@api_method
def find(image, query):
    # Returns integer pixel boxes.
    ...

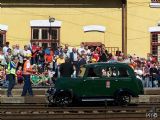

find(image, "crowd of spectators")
[0,41,160,88]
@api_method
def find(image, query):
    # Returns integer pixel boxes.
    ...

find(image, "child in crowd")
[40,69,50,86]
[42,64,55,85]
[30,64,53,86]
[16,66,23,85]
[48,67,55,84]
[0,65,6,86]
[30,64,40,86]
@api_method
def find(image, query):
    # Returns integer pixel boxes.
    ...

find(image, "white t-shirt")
[26,61,31,69]
[84,49,91,55]
[78,47,85,55]
[0,54,6,65]
[3,46,9,54]
[73,53,78,62]
[23,50,31,57]
[13,48,20,56]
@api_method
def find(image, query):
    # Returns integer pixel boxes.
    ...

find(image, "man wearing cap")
[6,56,18,97]
[21,56,33,96]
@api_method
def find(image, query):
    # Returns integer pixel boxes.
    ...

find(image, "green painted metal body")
[55,62,144,98]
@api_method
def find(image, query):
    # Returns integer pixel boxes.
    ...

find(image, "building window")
[151,0,160,3]
[150,0,160,7]
[42,29,49,39]
[0,31,6,48]
[51,29,58,40]
[31,27,60,48]
[152,46,158,55]
[32,29,39,39]
[152,34,158,43]
[150,33,160,61]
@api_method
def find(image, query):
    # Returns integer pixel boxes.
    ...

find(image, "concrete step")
[0,88,48,96]
[0,96,24,103]
[131,95,160,103]
[1,88,160,96]
[1,88,160,104]
[144,88,160,95]
[1,95,160,104]
[0,95,46,104]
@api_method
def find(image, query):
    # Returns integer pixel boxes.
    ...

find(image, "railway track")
[1,103,160,120]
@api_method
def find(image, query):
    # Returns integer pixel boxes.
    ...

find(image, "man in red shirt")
[31,43,40,65]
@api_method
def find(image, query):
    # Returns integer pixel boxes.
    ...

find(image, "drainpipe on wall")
[122,0,127,56]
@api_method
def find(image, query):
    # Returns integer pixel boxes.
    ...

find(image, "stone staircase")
[0,88,47,103]
[1,88,160,104]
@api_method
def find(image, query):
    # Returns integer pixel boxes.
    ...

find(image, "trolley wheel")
[54,93,72,107]
[116,93,131,106]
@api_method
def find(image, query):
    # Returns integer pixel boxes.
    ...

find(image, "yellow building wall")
[0,0,122,50]
[1,0,158,58]
[127,0,158,57]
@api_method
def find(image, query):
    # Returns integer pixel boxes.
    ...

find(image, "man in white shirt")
[13,44,21,56]
[63,49,70,59]
[78,42,85,55]
[69,48,78,64]
[3,42,10,54]
[22,45,32,60]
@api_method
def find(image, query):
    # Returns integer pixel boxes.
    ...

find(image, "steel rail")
[1,104,160,120]
[1,112,154,120]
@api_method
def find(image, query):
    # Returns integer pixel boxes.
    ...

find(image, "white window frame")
[150,0,160,8]
[41,28,49,40]
[51,28,59,40]
[32,28,39,40]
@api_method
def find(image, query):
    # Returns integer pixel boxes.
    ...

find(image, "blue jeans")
[21,75,33,96]
[144,76,152,88]
[31,57,36,65]
[7,74,15,96]
[150,76,157,88]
